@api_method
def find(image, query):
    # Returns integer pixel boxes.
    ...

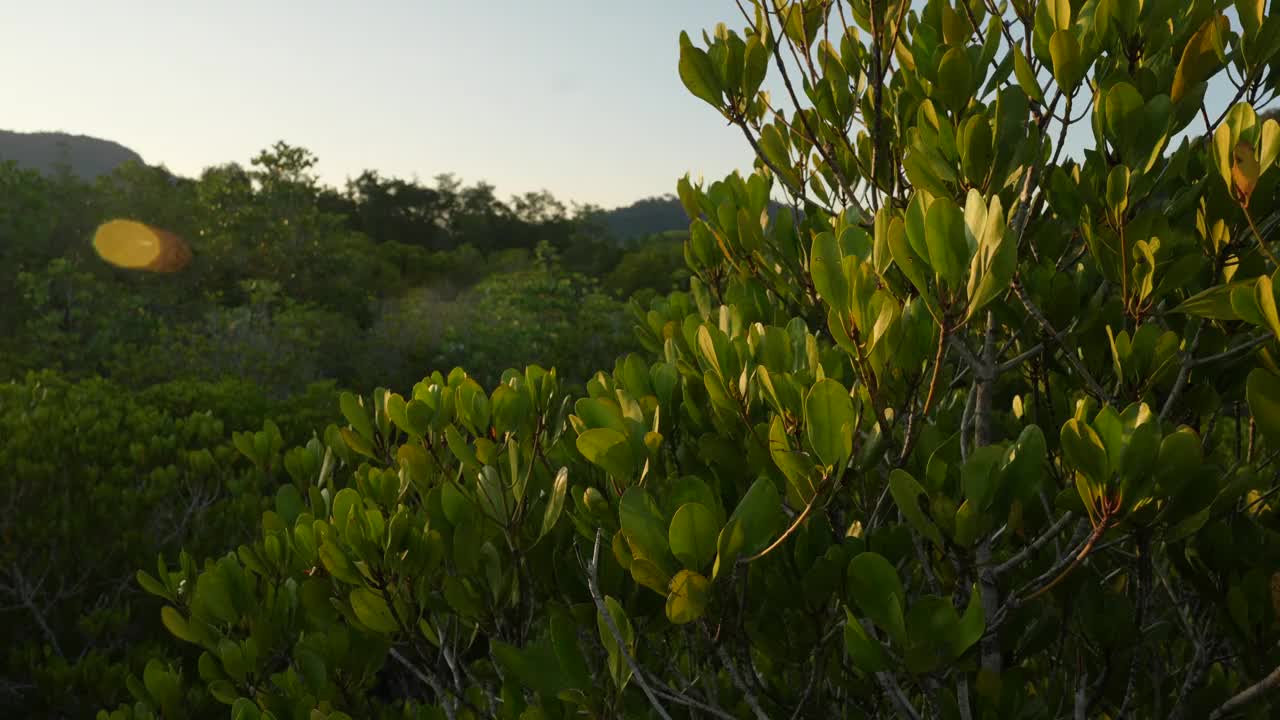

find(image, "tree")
[115,2,1280,718]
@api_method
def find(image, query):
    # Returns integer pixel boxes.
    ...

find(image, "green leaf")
[230,699,261,720]
[1174,283,1248,320]
[1047,0,1071,31]
[725,477,784,558]
[1254,275,1280,343]
[743,35,769,98]
[1247,368,1280,449]
[810,231,851,315]
[350,588,400,634]
[1012,45,1045,104]
[888,469,945,547]
[597,595,635,689]
[630,556,673,594]
[936,47,973,114]
[549,605,592,689]
[491,384,531,436]
[619,487,672,567]
[331,487,361,533]
[1172,14,1228,104]
[847,552,907,642]
[539,467,569,540]
[1049,31,1083,91]
[160,606,199,644]
[576,427,635,481]
[679,31,724,109]
[953,584,986,657]
[1001,425,1048,502]
[1261,119,1280,174]
[339,392,375,442]
[923,196,968,289]
[669,503,719,572]
[1104,82,1144,146]
[805,378,855,469]
[888,215,933,299]
[1060,418,1110,487]
[492,640,571,699]
[770,414,820,502]
[665,570,711,624]
[965,193,1014,320]
[319,541,363,585]
[844,608,891,672]
[1105,165,1130,216]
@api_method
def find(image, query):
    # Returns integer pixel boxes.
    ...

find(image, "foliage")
[107,2,1280,718]
[0,372,333,718]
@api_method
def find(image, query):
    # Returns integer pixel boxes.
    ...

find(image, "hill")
[598,194,690,239]
[0,130,144,179]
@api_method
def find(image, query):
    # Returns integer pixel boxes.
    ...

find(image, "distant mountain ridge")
[598,195,691,239]
[0,129,726,241]
[0,130,144,179]
[599,194,794,241]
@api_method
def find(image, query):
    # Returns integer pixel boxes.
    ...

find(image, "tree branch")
[716,644,772,720]
[1209,665,1280,719]
[1012,280,1111,402]
[585,529,673,720]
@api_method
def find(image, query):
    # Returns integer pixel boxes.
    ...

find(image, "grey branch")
[990,512,1075,577]
[1209,664,1280,719]
[716,644,772,720]
[390,647,456,720]
[1012,282,1111,402]
[585,529,673,720]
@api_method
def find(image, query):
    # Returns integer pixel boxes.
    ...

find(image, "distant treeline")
[0,142,691,395]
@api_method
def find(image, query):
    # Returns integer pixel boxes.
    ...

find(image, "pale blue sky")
[1,1,749,208]
[0,2,1258,208]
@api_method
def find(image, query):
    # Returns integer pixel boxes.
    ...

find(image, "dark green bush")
[111,2,1280,718]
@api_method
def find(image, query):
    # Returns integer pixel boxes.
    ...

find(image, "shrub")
[117,2,1280,719]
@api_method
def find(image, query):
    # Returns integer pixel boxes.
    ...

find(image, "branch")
[1209,665,1280,719]
[1160,319,1204,422]
[875,670,922,720]
[898,325,948,465]
[585,529,673,720]
[390,647,457,720]
[716,644,772,720]
[990,512,1075,577]
[1190,333,1270,369]
[1012,280,1111,402]
[995,343,1045,375]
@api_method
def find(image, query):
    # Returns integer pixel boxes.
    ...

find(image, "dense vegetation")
[7,0,1280,718]
[0,141,685,715]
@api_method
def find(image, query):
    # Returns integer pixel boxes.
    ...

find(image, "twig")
[1012,280,1111,402]
[875,671,922,720]
[1190,333,1270,368]
[990,512,1075,577]
[1160,319,1204,422]
[759,5,861,210]
[898,325,948,465]
[717,644,772,720]
[585,529,674,720]
[390,647,457,720]
[996,343,1045,375]
[744,484,824,562]
[1074,671,1090,720]
[1209,664,1280,719]
[651,685,738,720]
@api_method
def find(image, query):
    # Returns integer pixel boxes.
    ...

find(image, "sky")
[1,3,1260,209]
[1,1,753,208]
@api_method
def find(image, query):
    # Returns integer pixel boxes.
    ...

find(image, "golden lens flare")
[92,219,192,272]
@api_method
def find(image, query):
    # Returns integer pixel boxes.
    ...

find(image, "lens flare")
[92,219,192,272]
